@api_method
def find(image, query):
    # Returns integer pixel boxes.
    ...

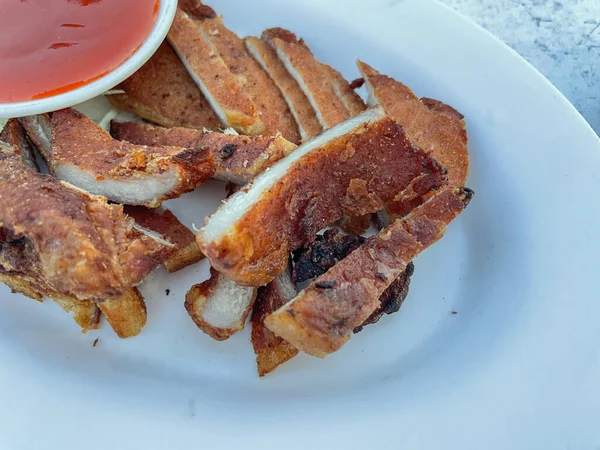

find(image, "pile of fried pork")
[0,0,472,375]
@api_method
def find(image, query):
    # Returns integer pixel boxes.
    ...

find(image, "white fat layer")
[274,43,329,129]
[275,268,298,301]
[19,115,52,157]
[330,80,352,113]
[245,40,308,141]
[202,276,255,328]
[213,170,247,185]
[222,127,239,136]
[132,223,175,247]
[201,106,385,242]
[361,73,378,108]
[54,164,179,206]
[0,119,7,133]
[167,13,228,129]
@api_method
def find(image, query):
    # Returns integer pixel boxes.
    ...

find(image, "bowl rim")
[0,0,178,119]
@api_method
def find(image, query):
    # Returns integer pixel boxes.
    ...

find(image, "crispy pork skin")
[357,61,468,188]
[124,206,204,272]
[168,8,264,135]
[198,107,447,286]
[185,267,257,340]
[0,145,173,301]
[111,120,296,185]
[37,109,215,207]
[251,267,299,376]
[265,187,473,357]
[245,36,322,142]
[97,288,147,338]
[108,42,221,130]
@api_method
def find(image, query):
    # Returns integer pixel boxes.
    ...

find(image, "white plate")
[1,1,600,449]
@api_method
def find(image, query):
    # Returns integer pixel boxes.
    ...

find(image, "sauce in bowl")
[0,0,158,103]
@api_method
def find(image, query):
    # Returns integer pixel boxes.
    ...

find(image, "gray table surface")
[440,0,600,135]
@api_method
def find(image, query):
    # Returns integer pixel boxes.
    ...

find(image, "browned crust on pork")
[321,64,366,117]
[111,120,296,184]
[184,267,257,340]
[245,36,322,142]
[0,119,39,170]
[196,19,300,143]
[168,9,263,135]
[199,110,447,286]
[124,206,204,272]
[251,268,299,376]
[163,241,203,273]
[337,214,371,236]
[178,0,217,20]
[97,288,147,338]
[52,296,101,333]
[50,109,215,206]
[0,271,102,332]
[108,42,220,130]
[0,148,173,301]
[266,34,349,129]
[357,61,469,187]
[265,187,473,357]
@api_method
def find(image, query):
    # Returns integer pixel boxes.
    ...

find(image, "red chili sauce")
[0,0,159,103]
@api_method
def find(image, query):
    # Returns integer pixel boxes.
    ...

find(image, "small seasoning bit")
[451,311,457,315]
[165,289,170,296]
[219,143,236,159]
[315,280,336,289]
[92,338,99,347]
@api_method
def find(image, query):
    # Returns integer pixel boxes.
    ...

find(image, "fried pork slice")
[108,42,221,130]
[185,267,257,340]
[292,229,414,333]
[0,146,174,301]
[353,261,414,333]
[245,36,322,142]
[167,8,263,135]
[265,187,473,357]
[0,271,100,333]
[0,119,39,170]
[111,120,296,185]
[263,28,349,129]
[251,267,299,376]
[198,106,447,286]
[321,65,366,117]
[98,288,147,338]
[124,206,204,272]
[357,61,469,188]
[33,108,215,207]
[187,4,299,144]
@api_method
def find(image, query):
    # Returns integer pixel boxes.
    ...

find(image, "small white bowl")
[0,0,177,120]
